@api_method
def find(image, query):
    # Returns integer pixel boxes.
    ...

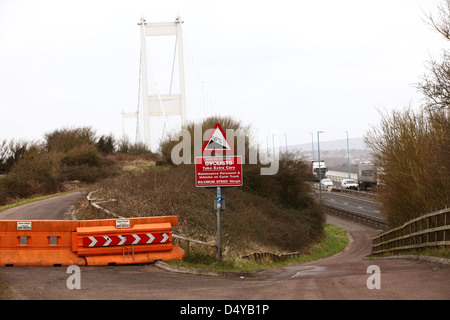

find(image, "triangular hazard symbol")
[202,123,234,153]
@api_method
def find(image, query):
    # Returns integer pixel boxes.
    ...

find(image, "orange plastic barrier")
[0,217,184,267]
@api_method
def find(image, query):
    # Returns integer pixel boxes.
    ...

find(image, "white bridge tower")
[123,17,187,150]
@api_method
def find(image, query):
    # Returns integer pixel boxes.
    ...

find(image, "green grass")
[0,189,86,212]
[168,223,350,273]
[368,247,450,259]
[282,223,350,264]
[410,247,449,259]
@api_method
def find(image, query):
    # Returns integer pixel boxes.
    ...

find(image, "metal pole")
[272,134,275,157]
[310,132,314,161]
[345,131,351,179]
[317,131,323,200]
[284,133,288,152]
[216,186,222,262]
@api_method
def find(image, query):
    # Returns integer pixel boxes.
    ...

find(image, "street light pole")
[317,131,324,200]
[345,131,351,179]
[284,133,288,153]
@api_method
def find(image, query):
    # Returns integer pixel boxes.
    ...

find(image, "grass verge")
[167,223,349,274]
[368,247,450,259]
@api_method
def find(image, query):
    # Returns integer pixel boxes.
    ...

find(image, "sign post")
[216,187,222,262]
[195,123,243,262]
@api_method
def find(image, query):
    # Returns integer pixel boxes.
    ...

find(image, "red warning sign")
[195,156,243,187]
[202,123,234,153]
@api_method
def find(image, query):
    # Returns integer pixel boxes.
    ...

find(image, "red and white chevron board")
[82,232,170,248]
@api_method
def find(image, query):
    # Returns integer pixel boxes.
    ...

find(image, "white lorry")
[310,160,328,181]
[357,162,377,190]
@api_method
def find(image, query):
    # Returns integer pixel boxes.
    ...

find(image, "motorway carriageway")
[319,192,383,220]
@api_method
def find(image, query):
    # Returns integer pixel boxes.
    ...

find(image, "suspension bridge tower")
[123,17,187,150]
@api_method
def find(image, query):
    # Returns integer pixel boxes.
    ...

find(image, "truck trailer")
[357,162,377,190]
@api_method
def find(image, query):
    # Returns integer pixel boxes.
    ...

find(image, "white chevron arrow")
[103,236,112,246]
[132,234,141,245]
[146,233,155,244]
[161,233,169,243]
[88,236,97,247]
[118,235,127,245]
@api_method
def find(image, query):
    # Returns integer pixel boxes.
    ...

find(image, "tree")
[365,107,449,227]
[0,140,29,173]
[365,1,450,227]
[97,134,115,154]
[417,0,450,112]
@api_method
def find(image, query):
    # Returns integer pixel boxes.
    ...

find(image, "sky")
[0,0,446,151]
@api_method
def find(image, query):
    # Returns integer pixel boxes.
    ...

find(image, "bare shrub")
[45,127,97,153]
[0,144,63,200]
[365,107,449,227]
[159,115,254,164]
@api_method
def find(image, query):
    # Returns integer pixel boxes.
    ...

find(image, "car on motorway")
[341,179,358,190]
[320,178,334,187]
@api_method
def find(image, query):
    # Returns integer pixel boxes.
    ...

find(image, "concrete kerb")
[154,260,259,278]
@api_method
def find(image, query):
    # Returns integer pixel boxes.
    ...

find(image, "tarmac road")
[321,192,383,219]
[0,192,84,220]
[0,193,449,301]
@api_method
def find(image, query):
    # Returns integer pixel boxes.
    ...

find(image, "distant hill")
[290,137,368,152]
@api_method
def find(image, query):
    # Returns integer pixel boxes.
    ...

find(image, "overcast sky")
[0,0,446,151]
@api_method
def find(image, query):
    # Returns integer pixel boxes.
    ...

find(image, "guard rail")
[372,208,450,255]
[323,204,388,230]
